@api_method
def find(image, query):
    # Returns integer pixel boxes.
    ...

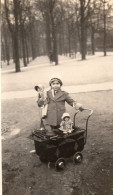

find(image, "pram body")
[32,109,93,170]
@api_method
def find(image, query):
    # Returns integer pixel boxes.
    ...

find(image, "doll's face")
[39,87,44,91]
[51,81,61,90]
[37,85,44,92]
[64,117,70,121]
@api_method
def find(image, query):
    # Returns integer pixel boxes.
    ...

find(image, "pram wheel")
[48,162,54,169]
[73,152,83,163]
[55,158,66,171]
[48,162,51,168]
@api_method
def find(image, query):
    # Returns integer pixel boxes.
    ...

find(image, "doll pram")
[32,109,93,171]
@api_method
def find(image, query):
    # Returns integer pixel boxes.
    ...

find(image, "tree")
[19,1,27,66]
[5,0,21,72]
[93,0,113,55]
[101,0,112,56]
[35,0,59,65]
[79,0,93,60]
[1,9,10,65]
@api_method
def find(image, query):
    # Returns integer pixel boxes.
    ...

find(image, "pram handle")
[73,108,93,131]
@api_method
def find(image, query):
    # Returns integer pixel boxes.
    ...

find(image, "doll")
[59,113,73,134]
[34,84,48,119]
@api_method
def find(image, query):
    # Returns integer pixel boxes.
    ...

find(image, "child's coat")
[38,89,76,126]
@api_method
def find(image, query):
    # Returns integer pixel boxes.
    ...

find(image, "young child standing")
[37,78,84,132]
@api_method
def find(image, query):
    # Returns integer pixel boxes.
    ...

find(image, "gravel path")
[2,81,113,99]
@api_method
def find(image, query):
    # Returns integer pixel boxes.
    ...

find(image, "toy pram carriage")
[32,109,93,171]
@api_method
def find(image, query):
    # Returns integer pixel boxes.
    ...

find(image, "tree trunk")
[51,11,58,65]
[5,38,10,65]
[25,39,29,64]
[45,11,52,55]
[4,28,10,65]
[58,30,63,55]
[76,19,81,54]
[13,0,20,72]
[30,22,37,60]
[62,27,65,55]
[12,39,16,63]
[31,35,36,60]
[52,27,58,65]
[103,3,107,56]
[19,5,27,67]
[91,26,95,55]
[13,35,20,72]
[1,41,6,62]
[68,34,71,57]
[80,0,86,60]
[2,22,10,65]
[21,25,27,66]
[74,30,77,55]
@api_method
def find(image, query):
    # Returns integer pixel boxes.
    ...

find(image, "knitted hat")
[49,78,63,86]
[61,113,70,120]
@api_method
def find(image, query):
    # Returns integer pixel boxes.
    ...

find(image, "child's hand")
[75,103,84,111]
[79,105,84,111]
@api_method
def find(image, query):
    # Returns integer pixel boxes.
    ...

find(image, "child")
[35,84,48,119]
[37,78,84,132]
[59,113,73,134]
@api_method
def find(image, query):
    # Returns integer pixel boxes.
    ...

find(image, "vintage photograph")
[1,0,113,194]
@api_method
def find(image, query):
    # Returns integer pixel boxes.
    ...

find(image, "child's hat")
[62,113,70,120]
[49,78,63,86]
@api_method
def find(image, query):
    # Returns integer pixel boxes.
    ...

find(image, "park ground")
[1,52,113,195]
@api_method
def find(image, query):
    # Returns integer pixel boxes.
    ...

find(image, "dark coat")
[38,89,76,126]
